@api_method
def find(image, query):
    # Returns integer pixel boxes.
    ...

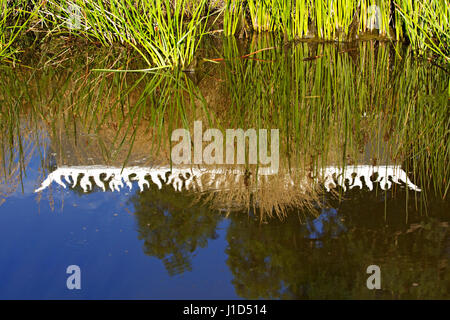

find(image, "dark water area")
[0,36,449,299]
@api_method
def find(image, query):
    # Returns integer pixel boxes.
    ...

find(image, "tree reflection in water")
[130,184,222,276]
[225,190,449,299]
[130,183,448,299]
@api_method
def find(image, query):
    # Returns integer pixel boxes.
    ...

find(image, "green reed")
[37,0,211,67]
[0,45,209,175]
[1,36,448,215]
[0,0,35,62]
[223,0,393,40]
[220,0,448,61]
[2,1,449,67]
[218,35,448,201]
[223,0,246,36]
[394,0,449,62]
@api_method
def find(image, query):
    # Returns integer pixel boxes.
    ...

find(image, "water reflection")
[35,165,422,192]
[226,198,449,299]
[34,164,422,216]
[306,208,347,241]
[0,36,448,298]
[131,185,221,276]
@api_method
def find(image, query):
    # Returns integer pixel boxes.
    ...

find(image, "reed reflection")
[0,37,448,297]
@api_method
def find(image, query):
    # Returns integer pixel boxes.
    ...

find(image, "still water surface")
[0,37,448,299]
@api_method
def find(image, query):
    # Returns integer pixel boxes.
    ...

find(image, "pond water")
[0,36,449,299]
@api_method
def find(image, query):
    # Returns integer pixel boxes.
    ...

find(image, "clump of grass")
[224,0,394,40]
[394,0,449,62]
[37,0,211,67]
[220,1,448,61]
[2,1,449,68]
[0,0,31,62]
[223,0,246,36]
